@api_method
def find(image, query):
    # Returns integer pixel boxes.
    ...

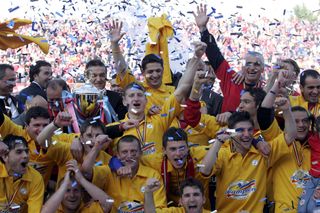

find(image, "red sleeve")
[184,99,201,128]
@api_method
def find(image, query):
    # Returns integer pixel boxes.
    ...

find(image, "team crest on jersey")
[225,180,256,200]
[291,169,311,188]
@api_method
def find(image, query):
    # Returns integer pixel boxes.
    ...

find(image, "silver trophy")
[73,83,102,118]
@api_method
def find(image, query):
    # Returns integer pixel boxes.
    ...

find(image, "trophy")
[73,83,101,119]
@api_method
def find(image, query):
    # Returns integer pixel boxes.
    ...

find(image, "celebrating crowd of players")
[0,4,320,213]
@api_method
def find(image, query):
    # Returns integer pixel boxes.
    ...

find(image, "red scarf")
[161,155,195,196]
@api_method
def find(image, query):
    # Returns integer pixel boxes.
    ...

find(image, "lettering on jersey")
[225,180,256,200]
[118,201,144,213]
[141,142,156,155]
[291,169,311,188]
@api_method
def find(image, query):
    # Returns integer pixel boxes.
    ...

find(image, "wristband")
[53,120,60,128]
[217,138,224,144]
[269,90,276,95]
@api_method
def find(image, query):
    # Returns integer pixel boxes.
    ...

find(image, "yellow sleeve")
[190,146,209,162]
[156,94,182,131]
[268,133,291,167]
[115,68,137,89]
[27,171,44,213]
[52,133,78,144]
[262,119,283,142]
[192,114,221,139]
[156,207,184,213]
[140,154,161,171]
[212,147,228,176]
[45,142,73,166]
[92,165,109,191]
[0,115,27,138]
[152,171,167,209]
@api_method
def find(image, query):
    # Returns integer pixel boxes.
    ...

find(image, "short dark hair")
[300,69,320,87]
[243,88,266,107]
[291,106,314,121]
[80,119,106,135]
[162,127,188,148]
[25,106,50,125]
[85,59,105,69]
[141,54,163,72]
[0,64,14,80]
[85,59,106,79]
[0,135,28,163]
[47,79,69,91]
[29,60,51,82]
[282,59,300,76]
[116,135,142,153]
[123,82,146,97]
[228,111,254,129]
[179,177,204,197]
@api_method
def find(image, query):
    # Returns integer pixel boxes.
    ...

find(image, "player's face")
[180,186,205,213]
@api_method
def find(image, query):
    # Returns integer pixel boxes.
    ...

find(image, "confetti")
[208,139,216,144]
[11,205,20,209]
[196,164,205,168]
[168,137,174,141]
[54,128,63,135]
[131,108,138,114]
[45,140,48,148]
[85,140,92,145]
[140,186,145,193]
[160,113,168,117]
[226,129,236,133]
[8,6,20,13]
[177,159,183,165]
[95,161,103,166]
[7,20,15,29]
[106,199,114,203]
[71,181,77,187]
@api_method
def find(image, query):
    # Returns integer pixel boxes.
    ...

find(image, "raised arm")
[36,111,73,148]
[110,20,127,79]
[184,70,213,127]
[174,43,206,103]
[274,97,297,145]
[41,170,72,213]
[81,135,112,180]
[67,160,113,213]
[199,130,229,176]
[144,178,161,213]
[193,4,225,73]
[261,69,296,108]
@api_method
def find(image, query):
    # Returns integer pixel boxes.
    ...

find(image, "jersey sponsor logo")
[225,179,256,200]
[118,201,144,213]
[291,169,311,188]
